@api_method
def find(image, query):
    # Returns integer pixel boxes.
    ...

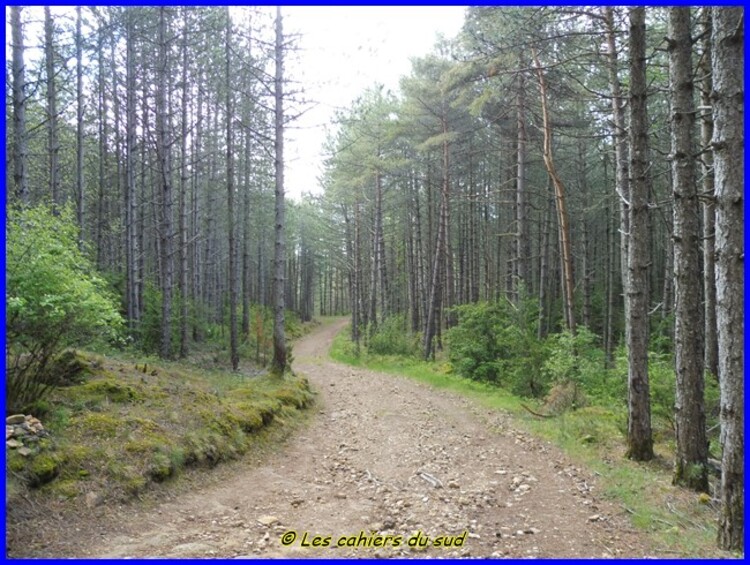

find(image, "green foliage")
[136,282,194,356]
[367,315,419,357]
[6,205,124,413]
[446,298,548,397]
[8,352,313,505]
[542,328,614,405]
[647,352,676,431]
[650,314,675,354]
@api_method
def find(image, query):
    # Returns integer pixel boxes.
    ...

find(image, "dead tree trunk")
[532,48,576,334]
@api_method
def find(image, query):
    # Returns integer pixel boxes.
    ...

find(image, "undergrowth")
[6,350,314,507]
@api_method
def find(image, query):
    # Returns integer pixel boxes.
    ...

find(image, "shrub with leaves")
[6,205,124,413]
[368,315,418,357]
[446,298,548,396]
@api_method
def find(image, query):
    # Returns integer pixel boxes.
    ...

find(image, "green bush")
[648,352,676,430]
[136,283,196,357]
[368,315,418,357]
[6,205,124,413]
[446,298,548,397]
[542,328,612,402]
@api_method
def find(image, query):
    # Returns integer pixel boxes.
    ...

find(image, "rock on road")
[15,319,653,558]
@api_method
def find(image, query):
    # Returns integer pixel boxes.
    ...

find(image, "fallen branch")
[520,403,554,419]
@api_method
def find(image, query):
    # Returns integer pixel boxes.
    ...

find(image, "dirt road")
[11,319,654,557]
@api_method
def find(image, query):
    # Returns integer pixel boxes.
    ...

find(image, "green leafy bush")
[6,205,124,413]
[647,352,677,432]
[446,298,548,397]
[368,315,418,357]
[542,328,611,403]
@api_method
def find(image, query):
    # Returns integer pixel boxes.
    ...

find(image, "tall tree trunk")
[368,183,380,336]
[515,60,530,296]
[423,114,451,359]
[537,180,552,339]
[11,7,28,206]
[423,197,445,360]
[532,48,576,334]
[578,138,592,329]
[271,6,288,375]
[226,10,239,371]
[125,8,139,331]
[376,171,389,322]
[712,6,744,552]
[75,7,85,243]
[178,10,190,359]
[192,68,204,341]
[414,175,428,334]
[604,6,630,345]
[603,150,616,367]
[668,7,708,492]
[96,28,108,269]
[625,7,654,461]
[156,7,174,360]
[44,7,60,208]
[443,121,456,330]
[241,124,252,340]
[353,201,362,355]
[110,34,123,272]
[700,8,719,380]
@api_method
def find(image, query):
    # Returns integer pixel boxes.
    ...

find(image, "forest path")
[20,319,653,558]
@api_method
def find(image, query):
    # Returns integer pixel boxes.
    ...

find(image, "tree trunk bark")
[604,7,630,345]
[537,180,552,340]
[668,7,708,492]
[271,6,288,375]
[711,6,744,552]
[700,8,719,381]
[226,10,239,371]
[11,7,28,206]
[44,7,60,209]
[625,7,654,461]
[532,48,576,335]
[125,9,139,331]
[515,61,530,297]
[353,201,362,355]
[75,7,85,244]
[156,7,174,360]
[578,137,592,329]
[179,10,190,359]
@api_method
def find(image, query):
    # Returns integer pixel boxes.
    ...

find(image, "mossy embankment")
[6,350,314,507]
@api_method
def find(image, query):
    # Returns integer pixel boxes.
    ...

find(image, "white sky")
[282,6,467,200]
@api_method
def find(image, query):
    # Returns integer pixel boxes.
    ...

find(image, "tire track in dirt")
[12,319,654,558]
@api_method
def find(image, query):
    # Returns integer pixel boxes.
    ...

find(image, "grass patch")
[7,349,314,507]
[329,326,730,558]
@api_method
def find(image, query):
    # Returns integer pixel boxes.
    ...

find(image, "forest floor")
[6,319,715,558]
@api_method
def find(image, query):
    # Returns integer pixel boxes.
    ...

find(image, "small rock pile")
[6,414,49,456]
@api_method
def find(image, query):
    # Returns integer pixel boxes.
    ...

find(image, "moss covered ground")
[6,348,314,506]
